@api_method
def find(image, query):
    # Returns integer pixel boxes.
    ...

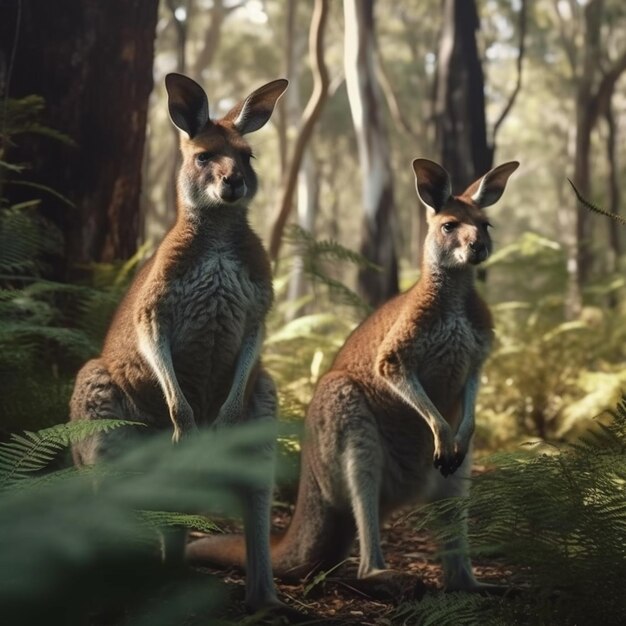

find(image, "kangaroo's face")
[179,125,256,208]
[165,74,288,211]
[427,200,492,268]
[413,158,519,270]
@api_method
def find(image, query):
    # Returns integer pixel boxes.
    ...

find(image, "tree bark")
[603,103,622,274]
[566,0,626,316]
[0,0,158,277]
[343,0,399,307]
[433,0,491,193]
[283,2,320,318]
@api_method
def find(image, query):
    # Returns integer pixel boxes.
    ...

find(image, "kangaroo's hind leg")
[69,358,147,465]
[310,373,386,579]
[431,448,498,592]
[240,368,280,610]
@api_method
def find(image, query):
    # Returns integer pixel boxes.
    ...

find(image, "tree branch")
[269,0,330,262]
[375,52,419,141]
[492,0,527,141]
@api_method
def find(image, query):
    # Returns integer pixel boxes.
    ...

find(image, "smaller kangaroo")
[70,73,288,611]
[187,158,519,593]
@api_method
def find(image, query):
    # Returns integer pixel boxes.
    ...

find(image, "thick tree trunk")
[0,0,159,277]
[434,0,491,194]
[566,0,626,316]
[343,0,399,307]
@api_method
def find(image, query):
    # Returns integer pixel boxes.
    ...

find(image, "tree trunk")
[0,0,158,277]
[566,0,626,317]
[269,0,329,262]
[604,104,622,267]
[433,0,491,193]
[284,2,319,318]
[343,0,399,307]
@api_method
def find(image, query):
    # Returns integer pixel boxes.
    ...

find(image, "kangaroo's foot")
[445,577,510,595]
[340,569,429,602]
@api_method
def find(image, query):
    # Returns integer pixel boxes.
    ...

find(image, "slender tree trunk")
[284,1,320,318]
[0,0,159,277]
[343,0,399,307]
[269,0,329,262]
[603,103,621,289]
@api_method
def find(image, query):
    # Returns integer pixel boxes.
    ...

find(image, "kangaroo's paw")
[433,431,460,477]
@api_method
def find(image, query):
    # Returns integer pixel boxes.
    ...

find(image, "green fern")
[0,419,137,490]
[0,421,277,626]
[137,510,220,535]
[284,224,377,313]
[403,395,626,625]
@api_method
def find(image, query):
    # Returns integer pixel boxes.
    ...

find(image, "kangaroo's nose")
[469,241,485,253]
[223,173,244,190]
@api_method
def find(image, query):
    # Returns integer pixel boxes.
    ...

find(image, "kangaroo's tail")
[186,458,355,581]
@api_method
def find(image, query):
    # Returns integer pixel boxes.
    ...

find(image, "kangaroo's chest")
[415,313,490,398]
[167,252,270,399]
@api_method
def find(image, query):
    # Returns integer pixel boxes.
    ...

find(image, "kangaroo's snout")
[220,172,246,202]
[468,239,489,264]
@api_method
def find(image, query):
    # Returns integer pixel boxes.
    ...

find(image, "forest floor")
[195,489,512,625]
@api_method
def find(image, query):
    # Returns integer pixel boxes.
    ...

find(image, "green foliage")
[0,418,278,626]
[284,224,378,314]
[0,419,136,489]
[0,94,146,434]
[400,396,626,625]
[478,232,626,446]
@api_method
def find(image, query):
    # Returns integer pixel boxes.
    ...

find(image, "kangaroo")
[187,158,519,593]
[69,73,288,611]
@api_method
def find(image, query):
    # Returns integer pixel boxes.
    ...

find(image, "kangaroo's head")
[165,73,288,212]
[413,159,519,269]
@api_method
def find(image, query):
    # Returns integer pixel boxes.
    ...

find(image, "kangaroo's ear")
[223,79,288,135]
[412,159,452,214]
[165,73,210,138]
[463,161,519,209]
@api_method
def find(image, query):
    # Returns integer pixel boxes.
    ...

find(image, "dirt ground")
[194,499,512,625]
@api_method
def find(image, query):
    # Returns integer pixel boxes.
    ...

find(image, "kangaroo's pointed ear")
[463,161,519,209]
[412,159,452,214]
[165,73,210,138]
[223,79,288,135]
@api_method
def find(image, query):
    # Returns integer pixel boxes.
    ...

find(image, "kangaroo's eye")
[196,152,213,165]
[241,151,254,164]
[442,222,458,234]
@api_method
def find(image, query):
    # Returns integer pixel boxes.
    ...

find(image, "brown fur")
[69,73,288,610]
[187,159,519,593]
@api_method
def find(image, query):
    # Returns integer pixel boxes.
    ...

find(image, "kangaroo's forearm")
[137,324,196,436]
[376,359,450,440]
[214,325,264,426]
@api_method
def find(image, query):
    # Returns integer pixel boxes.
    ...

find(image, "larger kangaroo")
[70,73,288,610]
[188,158,519,592]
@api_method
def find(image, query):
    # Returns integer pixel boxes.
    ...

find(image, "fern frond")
[0,419,138,489]
[137,510,220,534]
[411,394,626,625]
[568,178,626,226]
